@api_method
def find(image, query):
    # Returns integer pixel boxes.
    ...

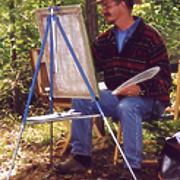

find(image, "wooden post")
[174,60,180,120]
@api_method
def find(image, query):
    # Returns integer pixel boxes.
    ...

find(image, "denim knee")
[72,98,95,115]
[116,98,137,115]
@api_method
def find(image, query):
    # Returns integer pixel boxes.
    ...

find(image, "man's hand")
[113,84,142,96]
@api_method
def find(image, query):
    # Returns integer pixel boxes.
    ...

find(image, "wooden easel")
[29,48,106,155]
[8,7,138,180]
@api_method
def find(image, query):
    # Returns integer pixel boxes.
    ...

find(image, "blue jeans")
[70,90,165,169]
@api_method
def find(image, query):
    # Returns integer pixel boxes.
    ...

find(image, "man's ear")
[120,0,126,8]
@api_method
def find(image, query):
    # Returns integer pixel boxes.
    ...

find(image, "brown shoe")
[54,156,91,173]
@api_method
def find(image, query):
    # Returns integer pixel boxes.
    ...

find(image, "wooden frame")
[35,5,99,99]
[29,48,71,108]
[29,48,49,96]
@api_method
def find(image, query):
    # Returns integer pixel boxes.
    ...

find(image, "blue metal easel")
[7,6,137,180]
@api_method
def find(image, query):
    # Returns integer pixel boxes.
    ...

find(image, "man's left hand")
[113,84,142,96]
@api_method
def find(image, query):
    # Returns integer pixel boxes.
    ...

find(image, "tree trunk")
[9,0,21,114]
[85,0,99,44]
[85,0,105,135]
[9,0,17,69]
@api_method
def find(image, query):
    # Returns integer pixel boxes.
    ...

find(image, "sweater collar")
[110,16,146,41]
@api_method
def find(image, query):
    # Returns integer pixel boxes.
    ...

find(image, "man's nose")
[102,8,107,15]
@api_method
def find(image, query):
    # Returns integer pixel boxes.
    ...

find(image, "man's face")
[101,0,124,25]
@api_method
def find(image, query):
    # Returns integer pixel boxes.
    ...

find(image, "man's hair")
[114,0,134,11]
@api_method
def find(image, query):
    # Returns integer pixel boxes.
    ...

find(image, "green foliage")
[0,0,84,119]
[134,0,180,62]
[0,0,42,118]
[0,0,179,120]
[143,119,180,151]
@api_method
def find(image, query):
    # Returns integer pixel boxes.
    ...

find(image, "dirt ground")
[7,142,160,180]
[0,121,164,180]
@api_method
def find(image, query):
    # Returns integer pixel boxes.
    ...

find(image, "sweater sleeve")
[138,31,172,102]
[92,37,104,72]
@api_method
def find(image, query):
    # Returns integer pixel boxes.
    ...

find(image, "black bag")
[158,133,180,180]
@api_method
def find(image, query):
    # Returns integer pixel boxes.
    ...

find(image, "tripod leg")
[49,12,55,167]
[7,14,52,180]
[101,116,137,180]
[50,122,54,167]
[6,124,25,180]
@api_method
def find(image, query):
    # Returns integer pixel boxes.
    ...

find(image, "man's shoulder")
[135,19,165,47]
[141,22,164,43]
[145,23,162,35]
[95,27,114,41]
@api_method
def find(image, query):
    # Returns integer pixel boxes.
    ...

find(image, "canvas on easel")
[35,5,99,99]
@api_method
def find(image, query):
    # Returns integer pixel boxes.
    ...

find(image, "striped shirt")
[92,17,171,107]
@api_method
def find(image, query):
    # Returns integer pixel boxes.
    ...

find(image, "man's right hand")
[113,84,142,96]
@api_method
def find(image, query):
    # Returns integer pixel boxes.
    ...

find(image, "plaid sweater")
[92,17,171,107]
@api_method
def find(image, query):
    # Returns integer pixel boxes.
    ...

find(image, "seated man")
[55,0,171,177]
